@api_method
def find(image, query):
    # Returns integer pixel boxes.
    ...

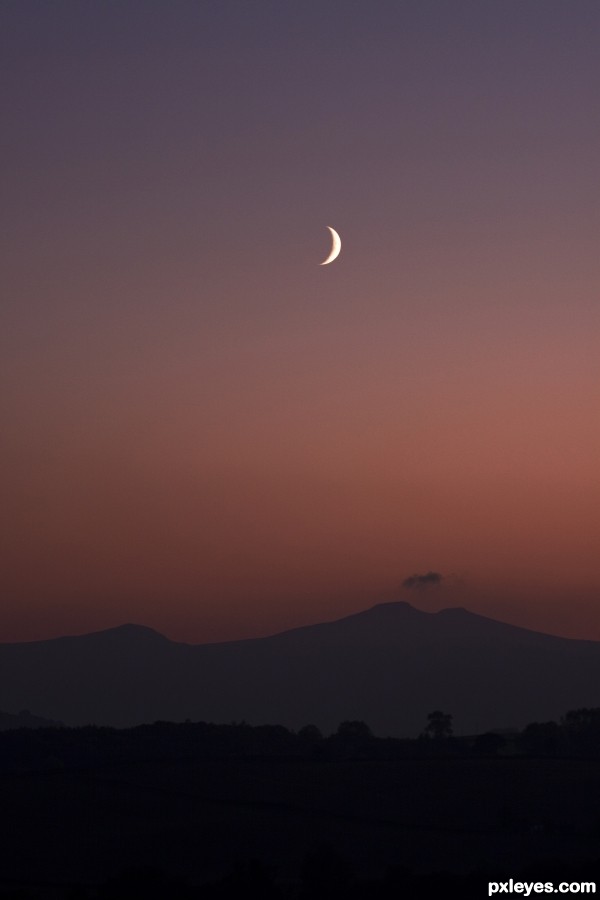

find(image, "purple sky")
[1,1,599,642]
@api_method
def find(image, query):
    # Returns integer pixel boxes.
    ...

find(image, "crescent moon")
[320,226,341,265]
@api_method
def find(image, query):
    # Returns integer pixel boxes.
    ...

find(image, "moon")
[320,226,341,265]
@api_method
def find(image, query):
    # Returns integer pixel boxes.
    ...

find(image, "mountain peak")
[350,600,424,620]
[80,623,170,643]
[368,600,419,612]
[434,606,471,617]
[105,623,163,635]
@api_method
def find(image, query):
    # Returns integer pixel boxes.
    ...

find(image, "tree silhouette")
[298,724,323,743]
[561,707,600,755]
[422,710,453,740]
[336,720,372,739]
[518,721,562,757]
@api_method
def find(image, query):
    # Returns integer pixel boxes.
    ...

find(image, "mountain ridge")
[1,600,599,735]
[3,601,591,649]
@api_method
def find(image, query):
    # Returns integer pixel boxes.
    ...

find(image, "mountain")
[0,709,61,731]
[1,602,600,735]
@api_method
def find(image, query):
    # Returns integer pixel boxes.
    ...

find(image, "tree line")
[2,707,600,771]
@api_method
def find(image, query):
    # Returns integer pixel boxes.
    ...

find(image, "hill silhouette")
[0,708,61,731]
[1,602,600,734]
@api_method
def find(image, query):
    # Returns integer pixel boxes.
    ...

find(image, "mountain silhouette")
[1,602,599,735]
[0,708,61,731]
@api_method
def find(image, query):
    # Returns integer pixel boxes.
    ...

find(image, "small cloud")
[402,571,443,590]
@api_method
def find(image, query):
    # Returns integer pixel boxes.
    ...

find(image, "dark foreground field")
[1,726,600,898]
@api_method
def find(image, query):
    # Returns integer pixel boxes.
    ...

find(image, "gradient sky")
[1,1,599,643]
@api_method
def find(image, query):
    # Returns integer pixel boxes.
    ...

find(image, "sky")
[1,1,599,644]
